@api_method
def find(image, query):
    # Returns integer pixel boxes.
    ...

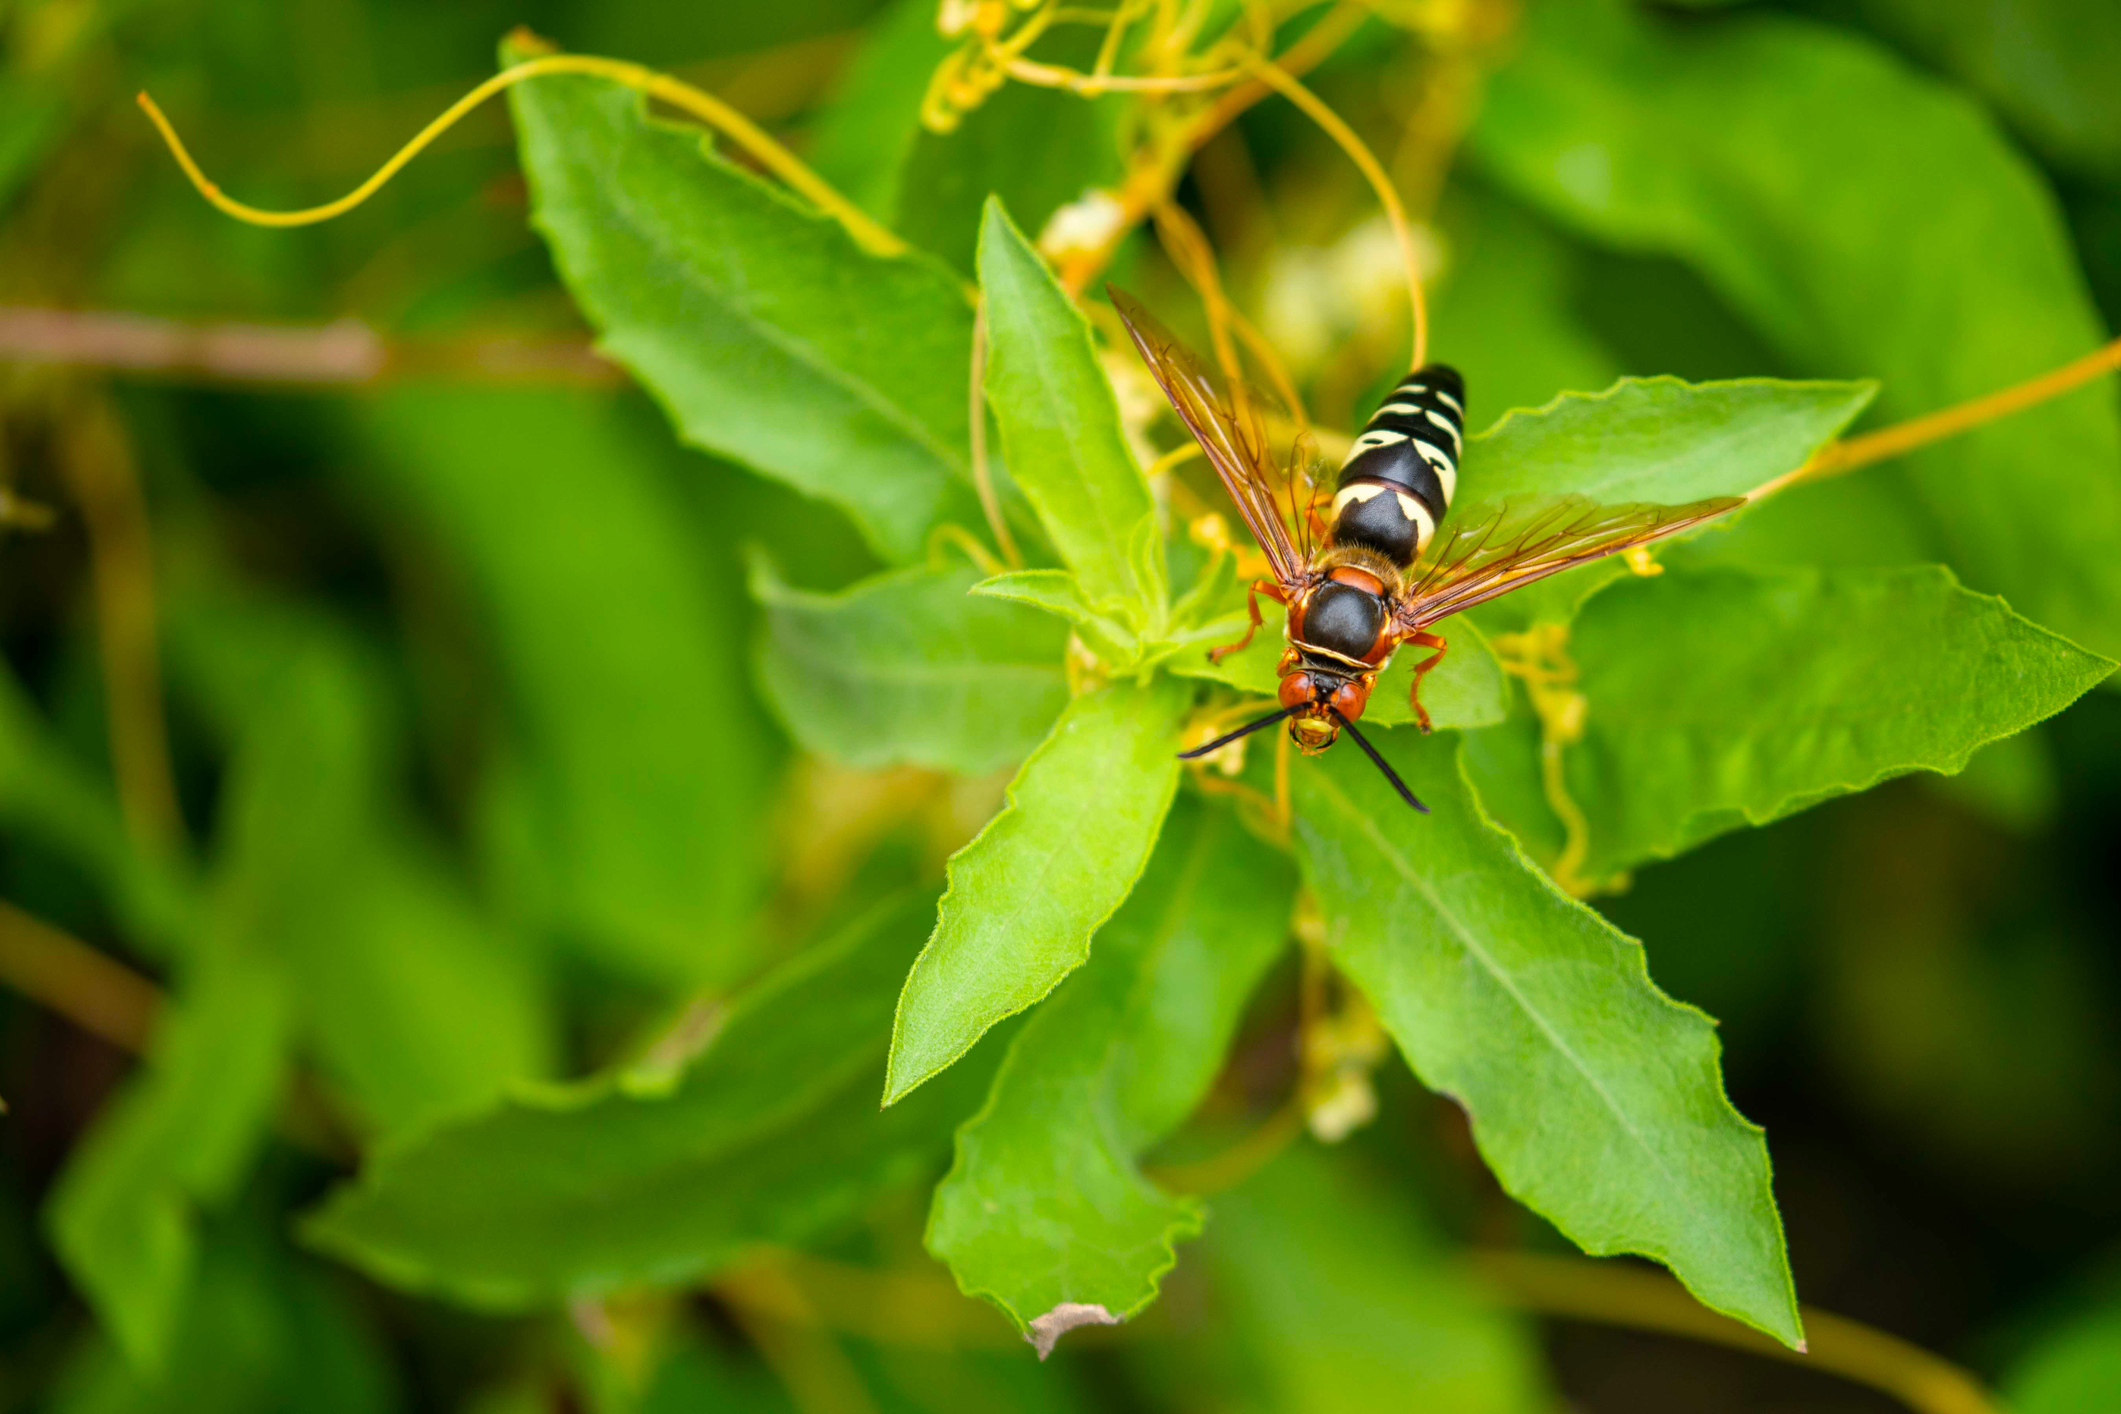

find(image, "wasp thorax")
[1302,581,1386,661]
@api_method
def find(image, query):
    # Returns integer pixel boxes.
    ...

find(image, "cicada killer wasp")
[1110,286,1742,813]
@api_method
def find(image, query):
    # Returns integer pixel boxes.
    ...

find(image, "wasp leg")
[1406,630,1448,734]
[1209,578,1285,664]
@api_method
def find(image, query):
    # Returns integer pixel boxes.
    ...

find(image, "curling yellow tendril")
[1236,50,1429,373]
[136,46,906,258]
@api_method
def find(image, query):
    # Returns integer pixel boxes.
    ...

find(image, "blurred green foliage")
[3,0,2121,1410]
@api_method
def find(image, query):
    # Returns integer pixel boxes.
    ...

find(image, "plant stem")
[719,1249,1017,1350]
[966,297,1024,568]
[1468,1250,2000,1414]
[1753,331,2121,500]
[715,1263,886,1414]
[57,393,186,855]
[0,307,615,385]
[0,899,161,1052]
[1145,1098,1306,1194]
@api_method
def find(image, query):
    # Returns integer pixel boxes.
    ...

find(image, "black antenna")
[1177,703,1302,759]
[1331,709,1429,813]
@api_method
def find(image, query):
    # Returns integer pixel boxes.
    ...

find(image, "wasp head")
[1277,669,1372,755]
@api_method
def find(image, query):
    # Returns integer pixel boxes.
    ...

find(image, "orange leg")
[1209,578,1285,663]
[1406,630,1447,734]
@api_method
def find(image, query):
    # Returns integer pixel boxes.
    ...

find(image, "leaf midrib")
[1310,772,1677,1188]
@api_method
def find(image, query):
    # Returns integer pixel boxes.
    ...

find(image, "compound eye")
[1278,673,1315,710]
[1331,679,1371,720]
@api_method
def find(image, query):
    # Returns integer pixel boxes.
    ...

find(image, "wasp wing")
[1109,285,1318,590]
[1392,494,1743,632]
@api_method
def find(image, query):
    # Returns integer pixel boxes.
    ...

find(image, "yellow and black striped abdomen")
[1327,365,1464,568]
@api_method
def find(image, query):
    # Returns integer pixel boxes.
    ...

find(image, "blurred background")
[2,0,2120,1410]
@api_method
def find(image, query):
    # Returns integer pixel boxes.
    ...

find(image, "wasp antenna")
[1331,709,1429,813]
[1177,703,1302,759]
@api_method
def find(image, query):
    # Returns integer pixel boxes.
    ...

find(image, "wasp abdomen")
[1329,365,1465,565]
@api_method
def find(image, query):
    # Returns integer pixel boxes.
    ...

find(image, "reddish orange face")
[1275,667,1374,754]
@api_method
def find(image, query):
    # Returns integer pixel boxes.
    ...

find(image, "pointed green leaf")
[1457,375,1873,631]
[1203,1149,1554,1414]
[970,568,1141,666]
[1463,376,1875,515]
[502,40,986,561]
[885,677,1188,1105]
[927,797,1295,1341]
[1472,5,2121,660]
[359,387,771,989]
[304,894,997,1309]
[751,556,1069,775]
[1566,565,2115,881]
[1291,733,1800,1348]
[979,198,1156,609]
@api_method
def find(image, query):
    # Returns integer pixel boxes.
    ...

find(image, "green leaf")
[1431,183,1625,421]
[1447,374,1872,634]
[297,832,557,1137]
[1929,730,2059,834]
[804,0,955,221]
[359,387,771,989]
[0,665,194,960]
[1291,732,1801,1347]
[1471,5,2121,661]
[926,796,1295,1345]
[1175,611,1510,730]
[751,555,1070,775]
[42,646,372,1365]
[884,677,1188,1105]
[46,1224,397,1414]
[45,943,288,1371]
[161,583,557,1137]
[2004,1301,2121,1414]
[1463,376,1875,516]
[0,79,65,213]
[1202,1148,1553,1414]
[303,895,998,1309]
[502,39,986,561]
[970,568,1140,667]
[1846,0,2121,176]
[979,197,1157,610]
[1565,565,2115,881]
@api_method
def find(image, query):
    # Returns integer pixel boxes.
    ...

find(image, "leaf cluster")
[5,0,2121,1408]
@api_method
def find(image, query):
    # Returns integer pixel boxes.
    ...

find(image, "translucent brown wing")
[1109,285,1324,590]
[1391,494,1744,632]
